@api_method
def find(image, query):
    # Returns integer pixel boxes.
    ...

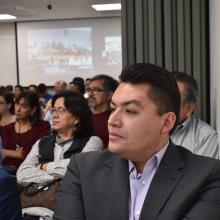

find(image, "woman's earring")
[74,120,79,125]
[73,120,79,131]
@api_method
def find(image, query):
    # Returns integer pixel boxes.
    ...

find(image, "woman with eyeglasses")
[17,91,103,219]
[2,91,50,172]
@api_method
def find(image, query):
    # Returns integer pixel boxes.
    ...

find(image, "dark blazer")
[54,142,220,220]
[0,167,22,220]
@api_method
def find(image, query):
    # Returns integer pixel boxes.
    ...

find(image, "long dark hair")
[52,91,94,138]
[15,91,41,126]
[0,92,14,114]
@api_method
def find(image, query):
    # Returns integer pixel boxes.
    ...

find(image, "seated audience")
[44,80,67,124]
[0,92,16,136]
[2,91,50,171]
[37,83,52,119]
[28,84,38,94]
[84,78,91,90]
[17,91,103,219]
[38,83,53,104]
[14,85,24,100]
[44,80,67,114]
[67,77,85,95]
[0,86,5,93]
[54,63,220,220]
[171,72,219,158]
[5,84,14,94]
[86,74,118,148]
[0,167,22,219]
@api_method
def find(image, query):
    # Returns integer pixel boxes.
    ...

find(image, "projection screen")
[17,17,121,86]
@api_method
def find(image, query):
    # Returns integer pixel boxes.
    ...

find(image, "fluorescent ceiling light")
[0,14,16,20]
[92,3,121,11]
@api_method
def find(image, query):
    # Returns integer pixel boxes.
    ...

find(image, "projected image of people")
[18,18,122,86]
[103,36,122,66]
[27,27,92,82]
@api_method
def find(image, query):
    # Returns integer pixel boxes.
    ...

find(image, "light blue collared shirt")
[171,114,219,159]
[129,142,169,220]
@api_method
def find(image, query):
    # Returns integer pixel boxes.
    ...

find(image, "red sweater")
[92,110,111,148]
[2,120,50,168]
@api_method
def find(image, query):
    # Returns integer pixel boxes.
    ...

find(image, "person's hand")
[2,148,23,160]
[2,149,7,159]
[36,163,48,171]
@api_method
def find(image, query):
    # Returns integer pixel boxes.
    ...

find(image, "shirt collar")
[128,141,169,174]
[55,135,74,146]
[176,115,192,131]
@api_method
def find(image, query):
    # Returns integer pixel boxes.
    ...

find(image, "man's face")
[28,86,37,93]
[87,80,111,113]
[54,82,66,94]
[108,83,174,163]
[14,87,22,98]
[177,81,196,123]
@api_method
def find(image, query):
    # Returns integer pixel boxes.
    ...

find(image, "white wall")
[0,23,17,85]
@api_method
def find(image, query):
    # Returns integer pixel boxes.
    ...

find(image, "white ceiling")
[0,0,121,22]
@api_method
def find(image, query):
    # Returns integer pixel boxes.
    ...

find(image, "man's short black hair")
[38,83,47,94]
[173,71,198,103]
[70,77,85,94]
[90,74,118,93]
[120,63,181,132]
[72,77,84,85]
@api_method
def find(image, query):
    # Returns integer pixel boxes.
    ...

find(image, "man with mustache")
[54,63,220,220]
[86,75,118,148]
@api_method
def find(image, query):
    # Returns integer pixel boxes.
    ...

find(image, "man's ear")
[185,102,197,118]
[160,112,176,134]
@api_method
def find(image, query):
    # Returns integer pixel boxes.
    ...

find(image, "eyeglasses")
[86,88,106,95]
[51,107,66,115]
